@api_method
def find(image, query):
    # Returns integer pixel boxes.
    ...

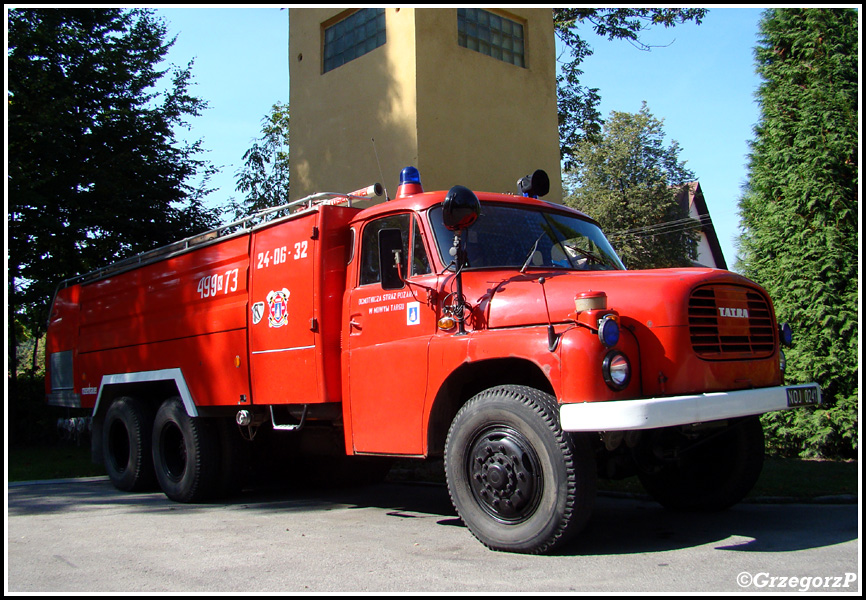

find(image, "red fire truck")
[45,167,821,554]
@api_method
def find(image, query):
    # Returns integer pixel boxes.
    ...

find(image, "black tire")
[636,416,765,511]
[151,397,219,503]
[444,385,596,554]
[102,396,156,492]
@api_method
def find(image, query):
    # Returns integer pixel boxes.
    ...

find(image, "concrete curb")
[596,489,859,505]
[7,476,858,504]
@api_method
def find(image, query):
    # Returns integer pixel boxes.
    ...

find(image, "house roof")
[675,181,728,270]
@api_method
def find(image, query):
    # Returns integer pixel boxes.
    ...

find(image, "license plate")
[786,385,820,407]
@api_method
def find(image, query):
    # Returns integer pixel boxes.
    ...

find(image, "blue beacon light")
[397,166,423,198]
[598,315,620,347]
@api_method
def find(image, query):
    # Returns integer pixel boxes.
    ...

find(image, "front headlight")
[602,350,631,390]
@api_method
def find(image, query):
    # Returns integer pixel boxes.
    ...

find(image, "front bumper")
[560,383,822,432]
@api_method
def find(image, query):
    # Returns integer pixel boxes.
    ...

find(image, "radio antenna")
[371,138,389,200]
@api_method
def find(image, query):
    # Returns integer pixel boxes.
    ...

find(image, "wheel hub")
[468,427,541,522]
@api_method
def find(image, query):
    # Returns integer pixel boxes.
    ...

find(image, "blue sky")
[157,7,767,270]
[156,7,290,200]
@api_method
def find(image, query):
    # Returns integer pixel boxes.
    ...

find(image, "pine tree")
[737,8,858,457]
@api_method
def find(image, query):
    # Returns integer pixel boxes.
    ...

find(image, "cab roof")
[350,189,598,226]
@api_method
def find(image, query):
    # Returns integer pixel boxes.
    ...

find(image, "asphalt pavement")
[6,476,861,594]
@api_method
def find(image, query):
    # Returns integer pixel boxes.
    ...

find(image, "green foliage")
[737,9,858,458]
[9,373,60,447]
[7,8,220,347]
[230,101,291,219]
[552,8,708,169]
[762,393,858,459]
[563,103,699,269]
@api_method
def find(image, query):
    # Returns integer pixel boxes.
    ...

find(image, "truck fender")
[93,368,198,418]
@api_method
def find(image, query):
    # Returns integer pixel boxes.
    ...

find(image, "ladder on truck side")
[51,186,383,295]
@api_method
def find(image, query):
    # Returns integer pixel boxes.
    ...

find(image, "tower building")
[289,8,561,201]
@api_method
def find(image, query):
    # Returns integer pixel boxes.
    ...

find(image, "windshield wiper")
[563,241,605,267]
[520,232,546,273]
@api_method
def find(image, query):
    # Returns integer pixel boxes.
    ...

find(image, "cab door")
[345,213,437,455]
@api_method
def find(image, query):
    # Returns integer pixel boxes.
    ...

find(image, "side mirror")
[442,185,480,231]
[378,228,405,290]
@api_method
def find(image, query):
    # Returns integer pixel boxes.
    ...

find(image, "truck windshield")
[429,203,625,271]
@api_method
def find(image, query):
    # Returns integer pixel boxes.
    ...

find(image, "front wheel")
[445,385,596,554]
[636,416,765,511]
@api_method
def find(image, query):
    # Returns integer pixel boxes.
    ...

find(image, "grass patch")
[596,455,859,500]
[750,456,858,499]
[8,443,105,482]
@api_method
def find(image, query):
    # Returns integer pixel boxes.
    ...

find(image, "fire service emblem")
[266,288,290,328]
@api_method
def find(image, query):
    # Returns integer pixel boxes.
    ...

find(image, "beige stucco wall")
[289,8,418,200]
[414,8,561,200]
[289,8,561,202]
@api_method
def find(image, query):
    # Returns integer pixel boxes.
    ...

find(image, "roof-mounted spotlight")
[517,169,550,199]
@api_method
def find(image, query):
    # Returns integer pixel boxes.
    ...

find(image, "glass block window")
[457,8,525,68]
[323,8,386,73]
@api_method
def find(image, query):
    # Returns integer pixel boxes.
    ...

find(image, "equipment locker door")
[248,214,318,404]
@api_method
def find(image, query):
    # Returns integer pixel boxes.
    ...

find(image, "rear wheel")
[152,397,219,503]
[445,385,596,554]
[636,416,765,511]
[102,396,155,492]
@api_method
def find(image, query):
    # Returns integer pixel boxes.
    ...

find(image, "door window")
[359,214,430,285]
